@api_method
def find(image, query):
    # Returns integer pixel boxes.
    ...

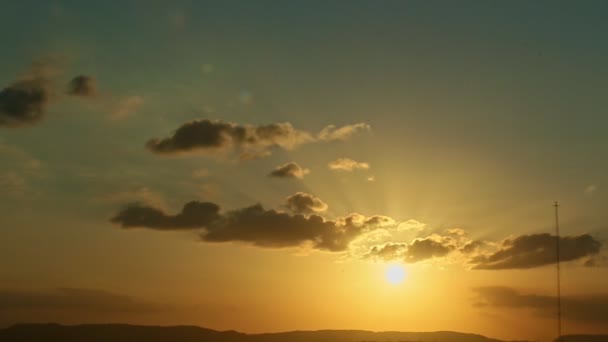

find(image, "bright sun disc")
[385,264,406,285]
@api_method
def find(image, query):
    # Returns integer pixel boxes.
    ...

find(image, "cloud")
[0,59,58,127]
[284,192,328,214]
[364,234,455,263]
[268,162,310,179]
[146,119,314,158]
[585,184,597,196]
[318,123,371,141]
[405,235,455,262]
[0,80,50,127]
[363,242,408,261]
[202,206,393,252]
[328,158,370,172]
[111,201,221,230]
[474,286,608,324]
[146,119,369,159]
[396,219,426,231]
[112,200,399,252]
[66,75,97,97]
[0,288,163,313]
[460,240,490,255]
[109,96,143,121]
[469,233,602,270]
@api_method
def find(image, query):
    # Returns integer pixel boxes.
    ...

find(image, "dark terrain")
[0,324,605,342]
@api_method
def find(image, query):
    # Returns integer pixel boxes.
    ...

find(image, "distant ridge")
[0,323,528,342]
[556,336,608,342]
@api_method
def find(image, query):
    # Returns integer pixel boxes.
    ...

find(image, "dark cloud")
[0,288,163,313]
[146,119,313,158]
[202,205,386,252]
[474,286,608,324]
[0,57,64,127]
[470,233,602,270]
[405,235,454,262]
[284,192,328,214]
[268,162,310,179]
[111,201,221,230]
[146,119,370,159]
[67,75,97,97]
[0,79,51,127]
[112,200,397,252]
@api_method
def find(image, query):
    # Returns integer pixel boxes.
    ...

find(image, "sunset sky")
[1,1,607,342]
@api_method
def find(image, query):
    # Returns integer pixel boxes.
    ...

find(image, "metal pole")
[554,201,562,340]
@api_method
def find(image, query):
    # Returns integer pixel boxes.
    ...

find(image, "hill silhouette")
[0,323,516,342]
[1,324,605,342]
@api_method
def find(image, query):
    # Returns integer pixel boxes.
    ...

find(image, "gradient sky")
[1,1,607,342]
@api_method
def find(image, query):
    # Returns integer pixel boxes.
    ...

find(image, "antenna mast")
[554,201,562,339]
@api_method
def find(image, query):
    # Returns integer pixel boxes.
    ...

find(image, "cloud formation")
[67,75,97,97]
[146,119,370,159]
[111,201,220,230]
[284,192,328,214]
[474,286,608,323]
[112,199,399,252]
[268,162,310,179]
[328,158,370,172]
[469,233,602,270]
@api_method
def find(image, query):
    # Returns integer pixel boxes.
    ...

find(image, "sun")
[385,264,406,285]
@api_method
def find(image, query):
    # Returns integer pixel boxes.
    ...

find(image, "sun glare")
[385,264,406,285]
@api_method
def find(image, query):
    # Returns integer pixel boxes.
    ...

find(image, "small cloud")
[0,58,61,127]
[67,75,97,97]
[318,123,371,141]
[585,184,597,196]
[445,228,466,236]
[284,192,328,215]
[109,96,143,121]
[268,162,310,179]
[397,219,426,231]
[328,158,370,172]
[366,175,376,182]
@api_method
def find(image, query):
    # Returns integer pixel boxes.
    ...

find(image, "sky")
[1,1,607,341]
